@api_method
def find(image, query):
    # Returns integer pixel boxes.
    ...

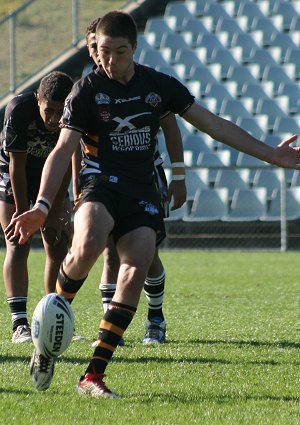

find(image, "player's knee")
[42,226,59,246]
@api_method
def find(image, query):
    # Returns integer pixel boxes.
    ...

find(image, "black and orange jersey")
[61,64,194,187]
[0,92,59,179]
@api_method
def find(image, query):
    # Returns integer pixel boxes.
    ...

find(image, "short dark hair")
[96,10,137,47]
[37,71,73,102]
[85,17,101,43]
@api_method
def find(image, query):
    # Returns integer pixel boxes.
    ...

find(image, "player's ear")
[36,92,40,105]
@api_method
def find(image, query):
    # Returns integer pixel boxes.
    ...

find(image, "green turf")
[0,250,299,425]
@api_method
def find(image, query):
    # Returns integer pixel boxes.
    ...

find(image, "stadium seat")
[156,65,185,81]
[272,116,300,135]
[261,64,295,95]
[235,151,268,168]
[202,2,232,29]
[219,99,253,121]
[174,48,204,76]
[230,33,260,63]
[144,17,176,47]
[183,187,229,221]
[134,34,155,61]
[193,0,218,16]
[260,188,300,221]
[236,2,266,28]
[226,65,258,95]
[188,64,219,88]
[197,150,231,167]
[277,83,300,115]
[209,49,240,80]
[185,168,209,200]
[272,2,300,32]
[193,35,225,62]
[250,17,278,46]
[241,83,272,111]
[235,117,266,139]
[165,202,190,222]
[160,33,191,63]
[263,134,282,148]
[183,134,213,156]
[254,98,288,129]
[214,17,244,45]
[252,168,283,199]
[164,2,197,30]
[180,17,211,41]
[290,170,300,187]
[221,0,241,17]
[214,169,250,198]
[223,188,267,221]
[248,48,279,79]
[283,47,300,79]
[139,49,169,68]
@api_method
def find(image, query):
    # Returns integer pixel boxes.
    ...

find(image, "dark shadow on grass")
[132,392,300,404]
[0,387,35,395]
[1,353,298,368]
[189,339,300,350]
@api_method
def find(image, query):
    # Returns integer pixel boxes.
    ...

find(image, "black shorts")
[0,169,40,205]
[75,174,166,245]
[154,163,169,218]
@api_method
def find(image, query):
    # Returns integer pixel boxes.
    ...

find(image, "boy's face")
[97,35,136,83]
[37,98,64,132]
[87,32,98,65]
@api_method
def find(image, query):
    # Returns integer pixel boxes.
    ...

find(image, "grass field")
[0,250,299,425]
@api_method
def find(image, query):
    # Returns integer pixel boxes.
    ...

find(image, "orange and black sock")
[86,301,136,374]
[56,266,87,304]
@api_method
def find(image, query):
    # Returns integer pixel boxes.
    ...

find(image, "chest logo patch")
[145,92,162,108]
[95,93,110,105]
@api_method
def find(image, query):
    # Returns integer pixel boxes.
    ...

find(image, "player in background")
[0,71,73,343]
[6,11,300,397]
[76,18,186,345]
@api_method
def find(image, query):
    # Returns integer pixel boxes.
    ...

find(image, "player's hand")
[167,180,187,210]
[272,134,300,169]
[5,208,47,245]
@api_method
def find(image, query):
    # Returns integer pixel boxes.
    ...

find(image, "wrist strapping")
[35,197,51,215]
[171,161,185,181]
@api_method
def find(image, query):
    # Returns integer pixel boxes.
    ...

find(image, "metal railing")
[0,0,126,100]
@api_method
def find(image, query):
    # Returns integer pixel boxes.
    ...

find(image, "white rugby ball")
[31,293,74,358]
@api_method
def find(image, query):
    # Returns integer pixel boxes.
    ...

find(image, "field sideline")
[0,250,299,425]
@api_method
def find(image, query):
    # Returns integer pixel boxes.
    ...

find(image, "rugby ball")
[31,293,74,358]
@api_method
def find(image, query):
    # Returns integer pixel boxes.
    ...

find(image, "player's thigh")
[72,201,114,254]
[0,201,15,230]
[117,226,156,271]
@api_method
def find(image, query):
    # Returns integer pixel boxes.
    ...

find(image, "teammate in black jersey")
[0,71,73,343]
[6,11,300,397]
[80,18,186,346]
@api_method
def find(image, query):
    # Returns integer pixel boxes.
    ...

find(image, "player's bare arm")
[183,102,300,169]
[5,128,81,244]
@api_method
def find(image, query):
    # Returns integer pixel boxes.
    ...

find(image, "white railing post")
[280,168,287,252]
[9,13,16,92]
[72,0,79,46]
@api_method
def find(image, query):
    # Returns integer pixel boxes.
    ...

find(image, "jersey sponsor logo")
[112,112,152,133]
[110,113,152,152]
[145,92,162,108]
[27,137,54,158]
[111,129,151,152]
[115,96,141,104]
[139,200,159,216]
[99,110,112,121]
[95,92,110,105]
